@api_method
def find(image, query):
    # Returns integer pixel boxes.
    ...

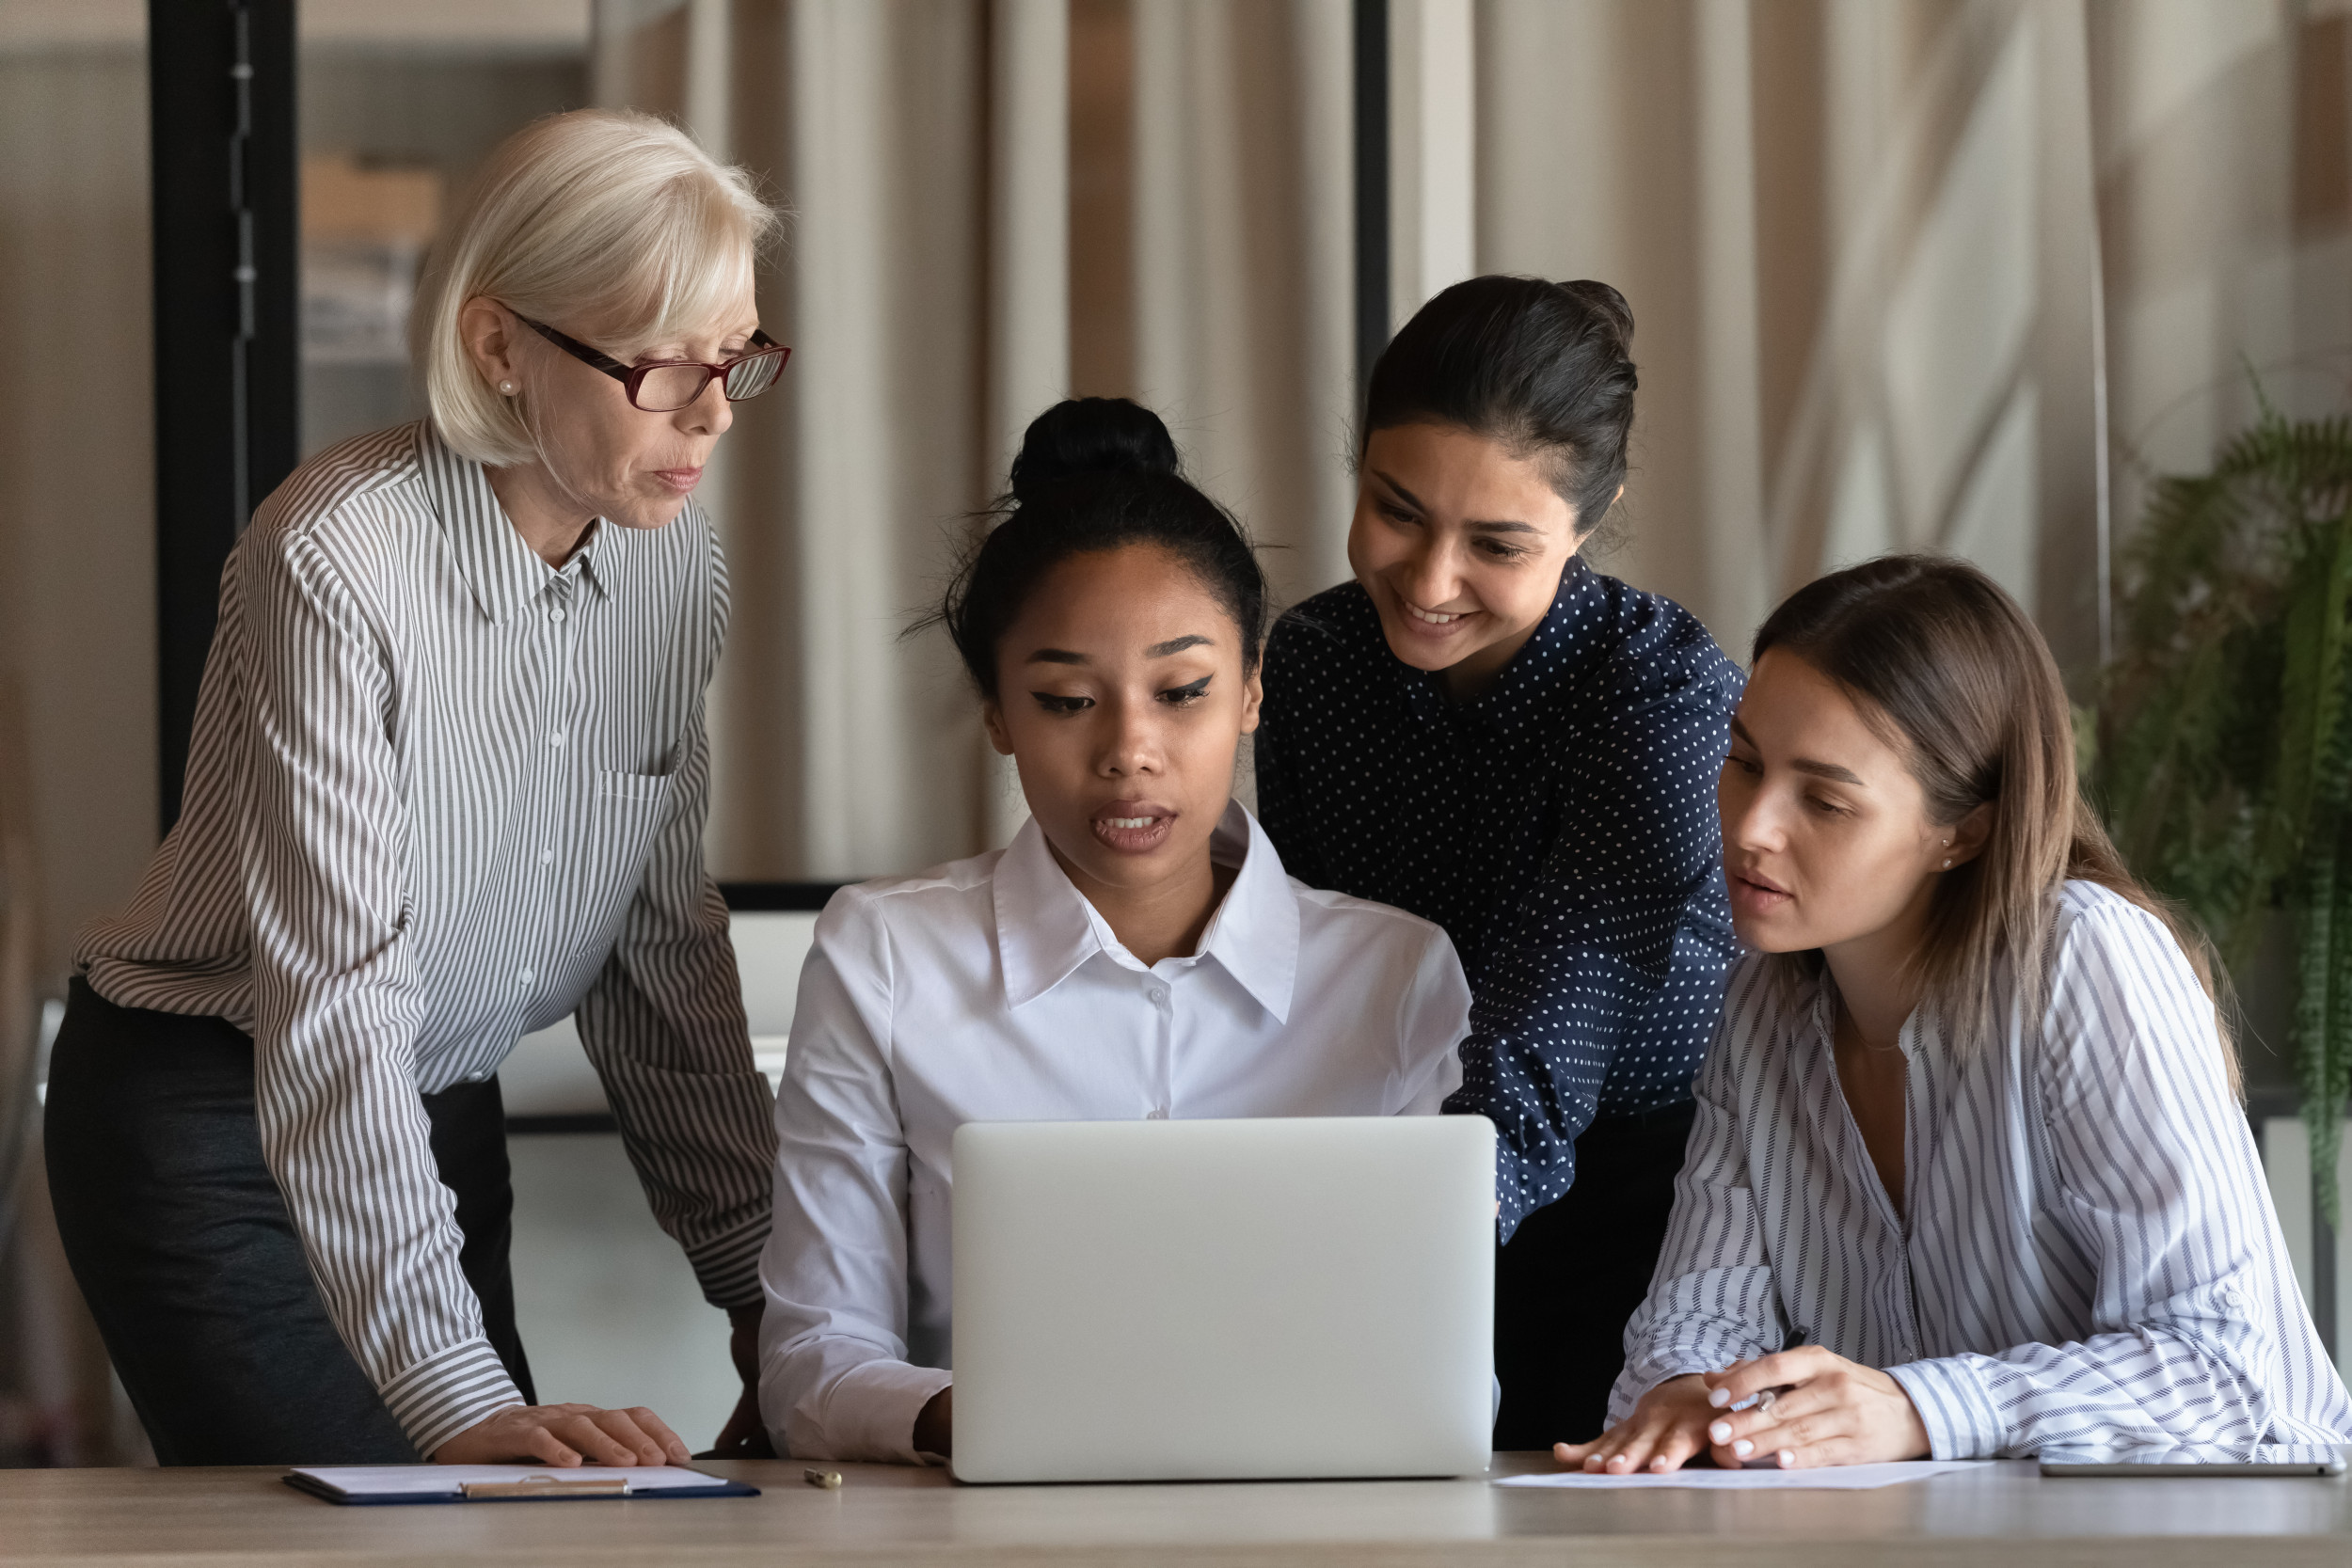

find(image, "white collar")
[993,800,1300,1022]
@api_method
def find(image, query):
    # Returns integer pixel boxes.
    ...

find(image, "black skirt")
[1489,1100,1696,1450]
[42,978,535,1465]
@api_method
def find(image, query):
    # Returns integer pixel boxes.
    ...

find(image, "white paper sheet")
[289,1464,728,1497]
[1495,1459,1984,1491]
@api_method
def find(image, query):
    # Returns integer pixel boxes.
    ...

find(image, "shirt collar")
[1192,804,1301,1022]
[993,800,1301,1022]
[416,421,616,624]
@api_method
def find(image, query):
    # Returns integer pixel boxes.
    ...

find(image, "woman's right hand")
[1549,1373,1725,1474]
[433,1402,691,1466]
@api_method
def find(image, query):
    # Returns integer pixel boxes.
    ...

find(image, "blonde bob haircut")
[413,108,781,467]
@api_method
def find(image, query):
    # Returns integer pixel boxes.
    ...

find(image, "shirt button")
[549,608,566,623]
[1148,987,1168,1004]
[548,732,564,748]
[517,969,534,987]
[539,849,554,865]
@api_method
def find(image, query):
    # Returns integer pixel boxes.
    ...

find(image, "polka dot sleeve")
[1257,564,1741,1241]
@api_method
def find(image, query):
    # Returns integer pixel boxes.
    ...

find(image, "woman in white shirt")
[1562,554,2352,1473]
[756,399,1473,1464]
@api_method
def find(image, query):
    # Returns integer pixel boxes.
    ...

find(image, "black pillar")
[149,0,299,832]
[1353,0,1389,417]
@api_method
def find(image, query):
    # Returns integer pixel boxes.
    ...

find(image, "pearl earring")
[499,380,515,395]
[1942,839,1952,870]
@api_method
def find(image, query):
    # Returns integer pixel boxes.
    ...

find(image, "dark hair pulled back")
[933,397,1268,699]
[1363,275,1637,531]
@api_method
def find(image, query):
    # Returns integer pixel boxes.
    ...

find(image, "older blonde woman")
[45,110,786,1467]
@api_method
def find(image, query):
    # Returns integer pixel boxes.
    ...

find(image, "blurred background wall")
[1,0,2347,1462]
[581,0,2352,887]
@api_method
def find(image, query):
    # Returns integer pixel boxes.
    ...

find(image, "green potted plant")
[2093,394,2352,1215]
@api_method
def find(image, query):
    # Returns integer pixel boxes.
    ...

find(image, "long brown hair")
[1752,554,2237,1087]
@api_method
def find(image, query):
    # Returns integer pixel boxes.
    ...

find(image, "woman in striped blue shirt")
[1563,555,2351,1472]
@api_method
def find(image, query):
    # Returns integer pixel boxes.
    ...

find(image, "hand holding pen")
[1553,1347,1931,1474]
[1697,1348,1932,1470]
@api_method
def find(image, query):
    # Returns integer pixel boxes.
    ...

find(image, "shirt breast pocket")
[567,768,677,960]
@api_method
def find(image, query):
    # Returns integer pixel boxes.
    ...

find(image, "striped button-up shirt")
[1613,880,2352,1456]
[80,422,778,1458]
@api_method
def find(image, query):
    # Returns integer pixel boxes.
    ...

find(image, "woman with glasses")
[46,110,787,1467]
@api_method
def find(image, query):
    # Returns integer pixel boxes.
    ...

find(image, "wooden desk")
[2,1451,2344,1567]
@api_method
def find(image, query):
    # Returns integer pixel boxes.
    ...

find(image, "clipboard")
[284,1464,761,1506]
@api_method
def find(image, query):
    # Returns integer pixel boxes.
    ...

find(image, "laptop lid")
[950,1116,1495,1483]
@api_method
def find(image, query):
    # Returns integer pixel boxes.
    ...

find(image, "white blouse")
[1615,880,2352,1456]
[756,802,1472,1462]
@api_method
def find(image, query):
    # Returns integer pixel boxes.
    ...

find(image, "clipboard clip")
[459,1474,631,1500]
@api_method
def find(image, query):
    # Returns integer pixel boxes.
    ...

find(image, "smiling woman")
[755,399,1475,1465]
[1255,277,1742,1450]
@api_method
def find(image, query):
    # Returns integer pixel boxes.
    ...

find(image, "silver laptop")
[949,1116,1495,1483]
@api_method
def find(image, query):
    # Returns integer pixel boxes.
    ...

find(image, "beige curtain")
[1477,0,2106,667]
[2091,1,2352,541]
[592,0,2352,881]
[1473,0,2350,670]
[595,0,1355,879]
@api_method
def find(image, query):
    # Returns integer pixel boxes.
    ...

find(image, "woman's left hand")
[700,1304,774,1459]
[1698,1347,1931,1469]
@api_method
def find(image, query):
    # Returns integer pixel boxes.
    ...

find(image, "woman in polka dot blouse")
[1255,277,1741,1450]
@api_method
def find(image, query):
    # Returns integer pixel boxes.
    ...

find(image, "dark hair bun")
[1557,278,1634,349]
[923,397,1269,699]
[1009,397,1180,500]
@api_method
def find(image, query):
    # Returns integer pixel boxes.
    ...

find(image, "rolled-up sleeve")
[758,893,950,1462]
[242,529,521,1459]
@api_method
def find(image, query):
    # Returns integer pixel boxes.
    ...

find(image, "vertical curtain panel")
[592,0,2352,883]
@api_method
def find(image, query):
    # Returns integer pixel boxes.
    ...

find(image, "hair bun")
[1557,278,1634,348]
[1009,397,1181,500]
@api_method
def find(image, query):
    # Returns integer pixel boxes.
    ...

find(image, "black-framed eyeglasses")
[514,312,791,412]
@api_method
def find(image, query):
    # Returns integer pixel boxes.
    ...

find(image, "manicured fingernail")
[1777,1450,1793,1468]
[1584,1456,1602,1471]
[1708,1387,1730,1408]
[1733,1439,1754,1458]
[1708,1421,1732,1444]
[1650,1458,1670,1472]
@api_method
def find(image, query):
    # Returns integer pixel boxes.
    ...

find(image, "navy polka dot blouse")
[1256,562,1742,1241]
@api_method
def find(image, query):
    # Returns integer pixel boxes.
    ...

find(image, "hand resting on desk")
[433,1402,691,1467]
[1555,1348,1930,1473]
